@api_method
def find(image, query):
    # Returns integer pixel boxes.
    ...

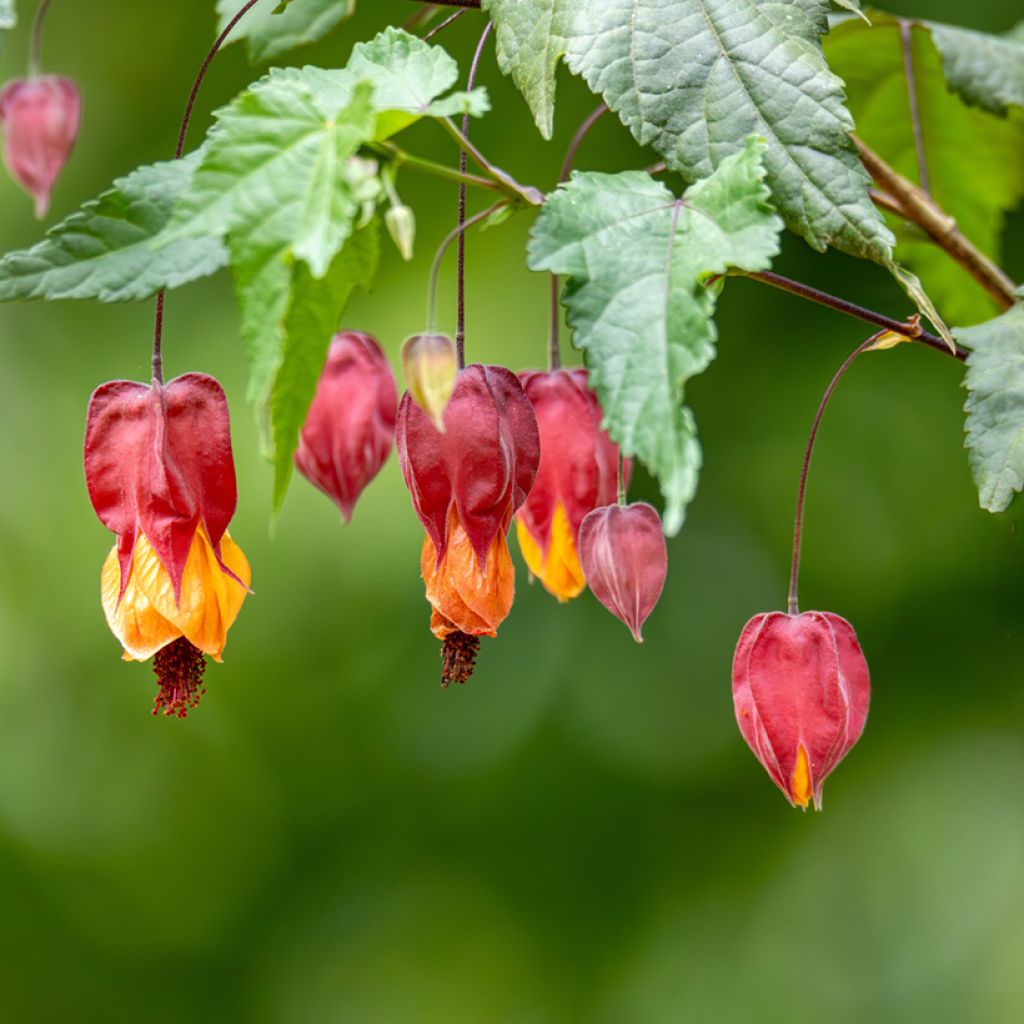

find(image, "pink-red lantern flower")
[732,611,870,810]
[578,502,667,642]
[515,368,626,602]
[294,331,398,523]
[0,76,81,218]
[396,364,540,685]
[84,373,250,717]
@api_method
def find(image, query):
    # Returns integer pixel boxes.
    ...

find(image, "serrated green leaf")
[961,304,1024,513]
[0,153,227,303]
[528,138,782,533]
[165,75,376,279]
[930,20,1024,115]
[0,0,16,31]
[831,0,866,17]
[270,221,380,514]
[216,0,355,64]
[485,0,893,267]
[826,16,1024,326]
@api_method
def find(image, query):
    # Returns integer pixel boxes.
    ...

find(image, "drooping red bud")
[516,368,627,601]
[294,331,398,523]
[0,76,81,218]
[732,611,870,810]
[84,373,237,603]
[397,363,540,569]
[578,502,667,642]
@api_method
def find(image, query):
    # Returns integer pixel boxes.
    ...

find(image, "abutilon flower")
[84,373,250,717]
[294,331,398,522]
[732,611,870,810]
[515,368,625,601]
[579,503,668,642]
[396,364,540,685]
[0,75,81,218]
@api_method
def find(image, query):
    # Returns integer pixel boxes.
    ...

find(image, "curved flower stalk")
[396,364,539,685]
[84,373,250,717]
[515,368,625,601]
[0,75,80,217]
[732,611,870,810]
[295,332,398,523]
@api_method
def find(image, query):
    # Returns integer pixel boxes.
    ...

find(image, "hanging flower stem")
[28,0,53,78]
[150,0,261,385]
[787,332,884,615]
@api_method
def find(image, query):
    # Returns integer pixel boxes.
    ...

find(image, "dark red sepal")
[396,364,540,567]
[84,373,237,602]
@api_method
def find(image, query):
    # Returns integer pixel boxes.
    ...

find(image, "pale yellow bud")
[385,204,416,261]
[402,333,457,431]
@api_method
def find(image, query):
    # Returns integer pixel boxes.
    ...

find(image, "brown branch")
[856,137,1018,311]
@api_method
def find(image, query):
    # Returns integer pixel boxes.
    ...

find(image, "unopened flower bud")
[0,75,81,218]
[294,332,398,523]
[578,503,668,642]
[401,333,457,431]
[385,203,416,261]
[732,610,870,810]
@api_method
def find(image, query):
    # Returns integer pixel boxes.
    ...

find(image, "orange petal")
[516,502,585,602]
[790,744,812,809]
[102,529,250,662]
[421,509,514,639]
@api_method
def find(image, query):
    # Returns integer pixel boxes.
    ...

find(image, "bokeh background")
[1,1,1022,1020]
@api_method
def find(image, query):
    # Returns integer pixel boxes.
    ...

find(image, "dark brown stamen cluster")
[152,637,207,718]
[441,632,480,687]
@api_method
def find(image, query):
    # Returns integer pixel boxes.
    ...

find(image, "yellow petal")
[791,744,812,809]
[516,503,585,602]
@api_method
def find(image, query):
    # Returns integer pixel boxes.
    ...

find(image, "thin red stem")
[787,333,883,615]
[899,19,931,197]
[151,0,261,384]
[455,21,493,369]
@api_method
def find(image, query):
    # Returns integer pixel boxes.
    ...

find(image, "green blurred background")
[0,2,1022,1020]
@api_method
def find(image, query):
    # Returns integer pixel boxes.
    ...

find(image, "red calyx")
[0,76,81,218]
[732,610,870,810]
[294,331,398,523]
[578,502,668,642]
[396,364,540,568]
[517,368,626,555]
[83,373,238,603]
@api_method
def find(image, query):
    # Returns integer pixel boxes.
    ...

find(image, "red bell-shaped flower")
[578,502,668,642]
[0,75,81,218]
[294,331,398,523]
[84,373,250,717]
[732,611,870,810]
[396,364,540,684]
[515,368,625,602]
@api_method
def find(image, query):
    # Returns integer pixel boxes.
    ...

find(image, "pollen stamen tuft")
[152,638,207,718]
[440,632,480,687]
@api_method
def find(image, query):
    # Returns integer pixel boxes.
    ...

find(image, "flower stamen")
[441,631,480,687]
[152,637,207,718]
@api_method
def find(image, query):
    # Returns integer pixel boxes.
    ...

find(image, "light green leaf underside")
[216,0,355,63]
[929,20,1024,115]
[826,16,1024,326]
[0,0,15,31]
[485,0,894,266]
[961,304,1024,513]
[164,28,486,279]
[528,138,783,534]
[0,153,227,303]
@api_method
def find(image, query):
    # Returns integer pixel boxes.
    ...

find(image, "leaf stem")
[856,138,1018,310]
[441,117,544,206]
[617,451,626,506]
[151,0,261,384]
[409,0,481,7]
[456,21,494,368]
[743,270,967,361]
[898,19,931,197]
[28,0,53,78]
[427,201,510,343]
[423,8,466,40]
[548,103,608,369]
[369,142,501,193]
[788,333,883,615]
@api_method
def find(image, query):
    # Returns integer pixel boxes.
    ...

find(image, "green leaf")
[825,17,1024,326]
[930,20,1024,115]
[231,220,380,516]
[216,0,356,64]
[0,153,227,303]
[484,0,894,266]
[528,138,782,533]
[166,75,376,279]
[961,303,1024,513]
